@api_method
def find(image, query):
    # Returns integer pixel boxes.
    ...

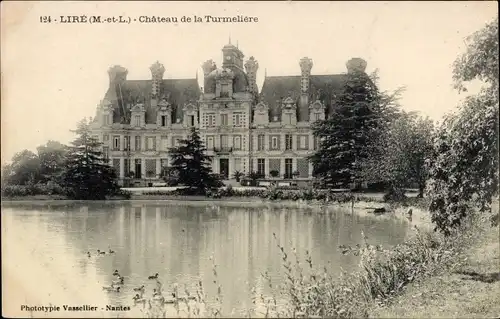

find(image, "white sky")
[1,1,497,164]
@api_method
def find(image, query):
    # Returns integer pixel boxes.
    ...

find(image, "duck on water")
[102,284,120,292]
[133,285,145,292]
[148,273,159,280]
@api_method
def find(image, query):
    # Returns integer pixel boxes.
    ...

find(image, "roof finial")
[265,68,267,78]
[196,69,198,81]
[237,40,239,48]
[229,35,231,44]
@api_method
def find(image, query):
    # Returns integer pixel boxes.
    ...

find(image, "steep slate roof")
[260,74,347,122]
[104,78,201,124]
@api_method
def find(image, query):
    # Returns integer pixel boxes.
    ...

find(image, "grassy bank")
[369,217,500,318]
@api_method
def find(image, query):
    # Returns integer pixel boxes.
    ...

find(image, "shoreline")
[1,195,432,230]
[369,221,500,318]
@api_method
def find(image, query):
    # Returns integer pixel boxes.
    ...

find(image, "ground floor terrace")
[109,155,314,186]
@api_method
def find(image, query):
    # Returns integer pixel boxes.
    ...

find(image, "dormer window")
[220,83,229,97]
[309,100,325,123]
[161,115,167,127]
[134,115,141,126]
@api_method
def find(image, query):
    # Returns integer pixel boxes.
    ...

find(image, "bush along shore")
[0,183,132,201]
[0,183,383,203]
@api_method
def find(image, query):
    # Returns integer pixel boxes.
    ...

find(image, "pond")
[1,200,410,318]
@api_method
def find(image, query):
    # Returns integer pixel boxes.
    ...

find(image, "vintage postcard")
[1,1,498,318]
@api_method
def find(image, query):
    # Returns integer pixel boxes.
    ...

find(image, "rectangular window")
[189,115,195,127]
[314,113,321,122]
[161,135,168,151]
[206,136,214,150]
[233,135,241,150]
[103,114,111,125]
[270,135,280,150]
[297,135,308,150]
[124,159,130,177]
[285,134,293,150]
[233,112,244,127]
[257,159,265,177]
[285,158,293,179]
[134,159,142,179]
[207,114,216,127]
[146,137,156,151]
[202,114,208,128]
[124,136,130,151]
[234,158,242,172]
[257,134,265,151]
[297,158,309,178]
[145,159,156,178]
[220,135,228,148]
[160,158,169,177]
[161,115,167,127]
[135,136,141,151]
[102,146,109,160]
[221,114,228,126]
[134,115,141,126]
[284,113,292,125]
[103,134,109,142]
[113,136,120,150]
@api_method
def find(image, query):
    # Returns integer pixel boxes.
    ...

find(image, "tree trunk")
[417,181,425,198]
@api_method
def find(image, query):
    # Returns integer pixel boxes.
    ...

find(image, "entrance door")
[285,158,293,179]
[219,159,229,179]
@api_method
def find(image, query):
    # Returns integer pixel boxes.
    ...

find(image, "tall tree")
[60,118,120,200]
[36,140,68,183]
[1,150,41,185]
[310,69,393,188]
[361,111,434,198]
[169,127,222,193]
[427,17,499,235]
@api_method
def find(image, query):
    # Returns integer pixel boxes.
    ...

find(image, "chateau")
[89,41,368,186]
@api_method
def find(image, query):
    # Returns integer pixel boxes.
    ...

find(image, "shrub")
[1,183,66,197]
[114,189,132,199]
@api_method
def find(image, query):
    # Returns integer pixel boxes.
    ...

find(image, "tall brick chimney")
[150,61,165,99]
[244,56,259,96]
[299,57,313,120]
[201,59,217,94]
[346,58,367,74]
[107,65,128,101]
[299,57,313,94]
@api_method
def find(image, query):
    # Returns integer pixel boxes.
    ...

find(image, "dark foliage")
[60,118,120,200]
[168,127,222,193]
[309,70,384,187]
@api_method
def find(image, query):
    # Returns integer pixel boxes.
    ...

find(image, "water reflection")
[2,201,409,318]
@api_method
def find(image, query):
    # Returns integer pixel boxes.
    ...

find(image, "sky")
[1,1,498,164]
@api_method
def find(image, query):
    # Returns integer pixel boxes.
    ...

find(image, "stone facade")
[89,41,366,185]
